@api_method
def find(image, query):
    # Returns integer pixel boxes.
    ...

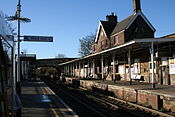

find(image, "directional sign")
[23,35,53,42]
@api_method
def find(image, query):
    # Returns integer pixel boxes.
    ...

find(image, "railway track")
[80,87,174,117]
[41,77,173,117]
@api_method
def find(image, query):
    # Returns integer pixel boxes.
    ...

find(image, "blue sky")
[1,0,175,59]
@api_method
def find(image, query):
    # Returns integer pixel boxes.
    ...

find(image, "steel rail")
[79,87,174,117]
[42,78,143,117]
[43,78,108,117]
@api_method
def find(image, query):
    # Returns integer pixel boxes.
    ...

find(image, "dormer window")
[100,40,107,49]
[114,36,119,45]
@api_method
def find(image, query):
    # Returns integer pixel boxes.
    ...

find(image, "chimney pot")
[106,12,118,23]
[133,0,141,13]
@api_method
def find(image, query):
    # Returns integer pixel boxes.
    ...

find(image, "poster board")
[118,65,125,74]
[169,57,175,74]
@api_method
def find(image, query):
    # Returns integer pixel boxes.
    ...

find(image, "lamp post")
[16,0,21,97]
[7,0,31,96]
[8,0,31,116]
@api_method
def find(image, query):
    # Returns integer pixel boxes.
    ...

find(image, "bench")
[131,74,144,82]
[113,73,121,83]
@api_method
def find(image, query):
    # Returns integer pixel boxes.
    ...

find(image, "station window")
[114,36,119,45]
[101,40,103,48]
[101,40,107,48]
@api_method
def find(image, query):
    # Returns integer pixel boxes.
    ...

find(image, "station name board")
[24,35,53,42]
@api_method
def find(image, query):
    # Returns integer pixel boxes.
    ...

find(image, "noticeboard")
[169,58,175,74]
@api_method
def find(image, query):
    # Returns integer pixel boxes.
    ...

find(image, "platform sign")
[24,35,53,42]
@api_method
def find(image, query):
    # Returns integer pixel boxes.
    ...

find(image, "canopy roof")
[58,38,175,66]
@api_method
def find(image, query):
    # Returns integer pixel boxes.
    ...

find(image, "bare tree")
[55,54,66,58]
[78,33,96,57]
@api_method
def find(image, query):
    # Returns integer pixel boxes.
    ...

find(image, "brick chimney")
[133,0,141,13]
[106,12,118,23]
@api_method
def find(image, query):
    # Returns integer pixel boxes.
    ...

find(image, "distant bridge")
[29,58,76,75]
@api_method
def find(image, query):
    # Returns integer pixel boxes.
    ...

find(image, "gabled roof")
[95,21,116,42]
[101,21,116,37]
[111,11,156,36]
[111,14,135,36]
[95,11,156,42]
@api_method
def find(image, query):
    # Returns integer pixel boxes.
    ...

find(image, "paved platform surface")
[97,80,175,97]
[69,77,175,98]
[21,78,77,117]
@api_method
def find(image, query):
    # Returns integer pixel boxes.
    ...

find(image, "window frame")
[114,36,119,45]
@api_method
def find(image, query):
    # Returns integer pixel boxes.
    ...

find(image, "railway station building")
[58,0,175,86]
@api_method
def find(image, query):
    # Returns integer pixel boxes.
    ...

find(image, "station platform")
[90,79,175,97]
[65,77,175,114]
[21,78,77,117]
